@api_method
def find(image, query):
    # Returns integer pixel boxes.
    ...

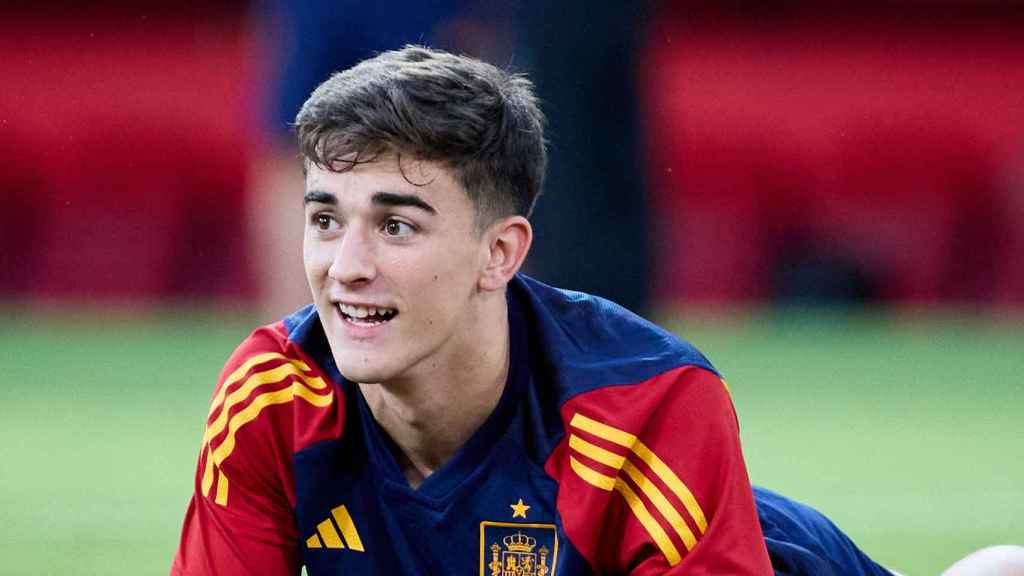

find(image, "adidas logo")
[306,504,365,551]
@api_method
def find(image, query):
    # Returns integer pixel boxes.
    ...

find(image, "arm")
[171,480,299,576]
[550,366,773,575]
[171,330,313,576]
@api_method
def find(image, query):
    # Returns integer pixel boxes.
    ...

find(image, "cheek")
[303,240,333,280]
[416,253,473,292]
[421,260,480,313]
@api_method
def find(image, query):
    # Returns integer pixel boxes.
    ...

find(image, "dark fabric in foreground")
[755,486,894,576]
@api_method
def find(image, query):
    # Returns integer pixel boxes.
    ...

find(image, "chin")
[332,353,398,384]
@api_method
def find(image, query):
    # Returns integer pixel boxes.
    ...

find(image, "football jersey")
[172,274,774,575]
[756,487,895,576]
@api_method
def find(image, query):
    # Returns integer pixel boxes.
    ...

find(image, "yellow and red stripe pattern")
[567,412,707,566]
[199,351,333,506]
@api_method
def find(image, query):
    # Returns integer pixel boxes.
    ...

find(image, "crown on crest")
[503,532,536,553]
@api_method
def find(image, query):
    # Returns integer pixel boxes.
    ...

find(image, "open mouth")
[336,303,398,326]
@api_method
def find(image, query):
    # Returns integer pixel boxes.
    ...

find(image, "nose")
[328,225,377,285]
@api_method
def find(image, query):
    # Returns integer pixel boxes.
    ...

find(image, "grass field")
[2,307,1021,575]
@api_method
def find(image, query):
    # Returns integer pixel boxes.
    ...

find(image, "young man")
[171,46,1019,575]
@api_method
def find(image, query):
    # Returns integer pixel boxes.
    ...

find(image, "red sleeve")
[170,324,342,576]
[545,366,772,575]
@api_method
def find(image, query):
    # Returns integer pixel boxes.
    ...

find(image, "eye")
[383,218,416,237]
[311,213,338,232]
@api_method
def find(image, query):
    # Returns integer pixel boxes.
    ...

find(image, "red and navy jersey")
[172,274,773,575]
[755,487,894,576]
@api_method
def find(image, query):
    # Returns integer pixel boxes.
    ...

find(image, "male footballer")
[171,46,1022,575]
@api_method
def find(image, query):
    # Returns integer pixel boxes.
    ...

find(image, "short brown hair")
[295,45,547,224]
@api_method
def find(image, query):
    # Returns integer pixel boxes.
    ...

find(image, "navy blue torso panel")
[291,285,594,575]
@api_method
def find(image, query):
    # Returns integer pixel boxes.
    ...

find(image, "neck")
[359,296,510,488]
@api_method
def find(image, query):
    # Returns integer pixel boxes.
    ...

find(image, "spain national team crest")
[479,520,558,576]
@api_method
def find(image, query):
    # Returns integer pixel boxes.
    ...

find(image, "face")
[303,155,491,385]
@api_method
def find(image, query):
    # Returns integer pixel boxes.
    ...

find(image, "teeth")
[337,303,397,320]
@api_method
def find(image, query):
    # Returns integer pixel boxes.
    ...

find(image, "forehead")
[304,155,468,208]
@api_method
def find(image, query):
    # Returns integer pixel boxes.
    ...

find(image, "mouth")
[335,302,398,327]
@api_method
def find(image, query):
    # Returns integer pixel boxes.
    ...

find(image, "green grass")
[1,307,1021,575]
[0,308,258,576]
[670,309,1024,575]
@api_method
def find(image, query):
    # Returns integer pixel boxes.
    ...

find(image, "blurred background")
[1,1,1021,574]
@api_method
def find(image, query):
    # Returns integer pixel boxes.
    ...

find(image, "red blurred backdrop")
[2,2,1021,307]
[0,3,253,303]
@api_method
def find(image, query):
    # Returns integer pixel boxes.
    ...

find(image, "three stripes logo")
[567,412,707,566]
[306,505,365,552]
[199,352,333,506]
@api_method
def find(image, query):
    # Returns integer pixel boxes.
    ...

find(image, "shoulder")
[198,314,344,508]
[210,319,338,435]
[511,274,719,401]
[515,277,761,570]
[555,365,737,496]
[545,364,753,571]
[513,274,736,476]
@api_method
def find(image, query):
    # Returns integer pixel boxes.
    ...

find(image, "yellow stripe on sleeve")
[570,413,637,447]
[214,469,230,506]
[306,534,322,549]
[613,479,682,566]
[204,364,326,446]
[569,455,616,491]
[621,460,698,551]
[632,441,707,534]
[203,380,332,505]
[200,447,215,497]
[570,412,708,534]
[208,353,290,417]
[568,434,626,470]
[200,352,323,503]
[211,380,333,466]
[569,430,698,551]
[569,453,684,565]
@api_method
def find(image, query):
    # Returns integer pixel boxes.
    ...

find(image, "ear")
[478,216,533,292]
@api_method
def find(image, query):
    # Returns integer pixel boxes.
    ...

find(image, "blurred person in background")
[250,0,488,319]
[514,1,652,314]
[251,1,653,320]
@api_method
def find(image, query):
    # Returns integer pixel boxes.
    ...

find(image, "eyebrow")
[302,189,438,215]
[303,190,336,205]
[371,191,437,214]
